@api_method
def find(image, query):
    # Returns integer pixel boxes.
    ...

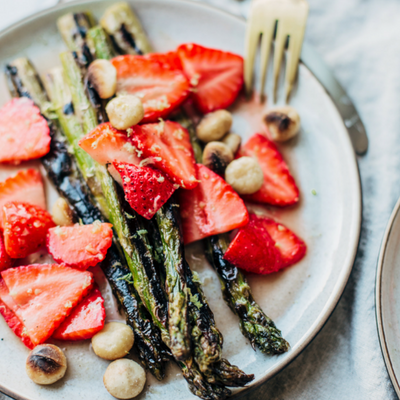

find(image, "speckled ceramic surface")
[0,1,361,399]
[376,198,400,398]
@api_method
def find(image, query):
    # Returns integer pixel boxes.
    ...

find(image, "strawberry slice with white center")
[79,122,141,182]
[0,264,94,346]
[113,161,176,220]
[0,98,51,163]
[129,120,198,189]
[241,134,300,206]
[177,43,244,114]
[179,164,249,244]
[0,169,46,227]
[111,55,190,123]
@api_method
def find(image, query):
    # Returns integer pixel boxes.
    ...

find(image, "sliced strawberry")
[47,222,113,270]
[0,279,34,348]
[52,285,105,341]
[0,98,50,163]
[177,43,244,114]
[3,202,55,258]
[0,169,46,227]
[113,161,176,219]
[130,120,198,189]
[111,55,190,123]
[0,264,94,345]
[241,134,299,206]
[223,216,282,274]
[255,215,306,268]
[144,51,183,70]
[78,122,141,166]
[0,234,12,272]
[179,164,249,244]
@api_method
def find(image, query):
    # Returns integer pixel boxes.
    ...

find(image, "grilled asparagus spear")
[5,58,170,379]
[205,235,289,354]
[58,16,233,398]
[99,0,255,383]
[62,16,193,361]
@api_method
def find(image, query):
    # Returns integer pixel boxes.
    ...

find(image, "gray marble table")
[0,0,398,399]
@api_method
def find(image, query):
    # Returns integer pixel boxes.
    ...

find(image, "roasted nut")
[221,132,241,154]
[196,110,233,143]
[106,95,144,130]
[104,359,146,399]
[202,142,233,175]
[264,106,300,142]
[87,59,117,99]
[51,198,74,226]
[26,344,67,385]
[225,157,264,195]
[92,322,134,360]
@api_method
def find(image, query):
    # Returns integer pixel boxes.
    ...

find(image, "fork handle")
[301,43,368,156]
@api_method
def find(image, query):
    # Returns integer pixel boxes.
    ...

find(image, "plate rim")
[0,0,363,399]
[376,197,400,397]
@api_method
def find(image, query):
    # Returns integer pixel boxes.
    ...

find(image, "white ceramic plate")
[376,198,400,397]
[0,1,362,399]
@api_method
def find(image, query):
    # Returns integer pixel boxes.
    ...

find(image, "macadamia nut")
[196,110,233,143]
[225,157,264,195]
[92,322,134,360]
[202,142,233,175]
[104,359,146,399]
[106,95,144,130]
[221,133,241,154]
[26,344,67,385]
[87,59,117,99]
[264,106,300,142]
[51,198,74,226]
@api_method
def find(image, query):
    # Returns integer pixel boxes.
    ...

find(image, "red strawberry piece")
[130,120,198,189]
[255,215,306,268]
[111,55,190,123]
[0,264,94,346]
[47,222,113,270]
[0,279,34,348]
[0,98,50,163]
[144,51,183,70]
[0,234,12,272]
[179,164,249,244]
[241,134,299,206]
[0,169,46,227]
[177,43,244,114]
[52,285,105,341]
[3,202,55,259]
[113,161,176,220]
[79,122,141,166]
[223,216,282,274]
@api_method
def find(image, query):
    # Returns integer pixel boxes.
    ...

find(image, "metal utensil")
[244,0,309,102]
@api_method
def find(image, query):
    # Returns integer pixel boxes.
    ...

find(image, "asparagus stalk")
[5,58,169,379]
[100,2,152,55]
[60,16,234,399]
[99,0,254,385]
[205,235,289,354]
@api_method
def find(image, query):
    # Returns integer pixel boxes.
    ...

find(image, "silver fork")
[244,0,309,102]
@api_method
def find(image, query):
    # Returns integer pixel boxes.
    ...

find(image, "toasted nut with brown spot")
[87,59,117,99]
[196,110,233,143]
[225,157,264,195]
[106,95,144,130]
[221,133,241,154]
[104,359,146,399]
[51,198,74,226]
[26,344,67,385]
[203,142,234,175]
[264,106,300,142]
[92,322,134,360]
